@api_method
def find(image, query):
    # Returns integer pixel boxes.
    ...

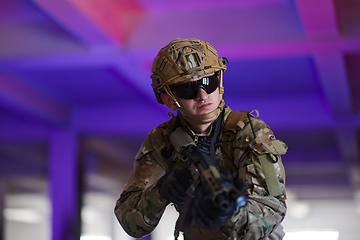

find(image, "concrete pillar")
[49,130,82,240]
[0,180,4,240]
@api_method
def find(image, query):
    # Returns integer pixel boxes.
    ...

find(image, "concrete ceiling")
[0,0,360,202]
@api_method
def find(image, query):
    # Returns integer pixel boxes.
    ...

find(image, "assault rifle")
[175,136,247,234]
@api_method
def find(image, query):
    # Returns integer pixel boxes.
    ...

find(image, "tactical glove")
[158,167,191,205]
[192,184,236,229]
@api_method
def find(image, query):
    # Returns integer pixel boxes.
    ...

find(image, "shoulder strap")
[223,110,249,132]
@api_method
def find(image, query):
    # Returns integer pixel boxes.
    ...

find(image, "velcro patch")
[249,136,287,155]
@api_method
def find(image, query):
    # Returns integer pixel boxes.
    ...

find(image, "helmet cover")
[151,38,228,124]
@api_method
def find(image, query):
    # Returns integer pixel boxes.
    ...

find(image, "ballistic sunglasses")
[170,74,219,99]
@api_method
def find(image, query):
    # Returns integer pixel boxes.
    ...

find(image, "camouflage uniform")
[115,106,287,240]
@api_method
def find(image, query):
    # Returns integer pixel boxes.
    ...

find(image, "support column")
[0,180,4,240]
[49,130,82,240]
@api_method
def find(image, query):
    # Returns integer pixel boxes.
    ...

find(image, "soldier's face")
[173,76,220,117]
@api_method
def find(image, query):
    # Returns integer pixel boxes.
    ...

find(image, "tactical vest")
[166,110,248,171]
[167,110,286,240]
[136,108,287,240]
[168,110,248,240]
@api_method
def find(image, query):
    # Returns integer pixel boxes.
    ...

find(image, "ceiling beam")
[73,103,169,135]
[2,36,360,70]
[30,0,118,46]
[217,36,360,60]
[295,0,338,36]
[68,0,145,43]
[138,0,286,11]
[0,51,119,70]
[296,0,360,171]
[314,50,360,168]
[110,53,156,103]
[0,50,159,109]
[314,51,353,116]
[0,72,69,125]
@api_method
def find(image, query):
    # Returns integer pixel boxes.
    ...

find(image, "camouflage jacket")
[115,106,287,240]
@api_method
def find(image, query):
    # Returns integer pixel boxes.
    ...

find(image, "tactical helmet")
[151,38,228,123]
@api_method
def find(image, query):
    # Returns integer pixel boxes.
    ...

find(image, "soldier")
[115,38,288,240]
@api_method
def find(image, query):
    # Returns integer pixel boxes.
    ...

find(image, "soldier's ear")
[160,92,177,111]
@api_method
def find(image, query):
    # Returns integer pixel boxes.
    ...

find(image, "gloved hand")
[192,184,236,229]
[158,167,191,205]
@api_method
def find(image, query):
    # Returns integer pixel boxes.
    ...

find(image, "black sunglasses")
[170,74,219,99]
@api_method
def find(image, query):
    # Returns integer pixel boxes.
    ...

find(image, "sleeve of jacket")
[220,117,287,240]
[114,136,168,238]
